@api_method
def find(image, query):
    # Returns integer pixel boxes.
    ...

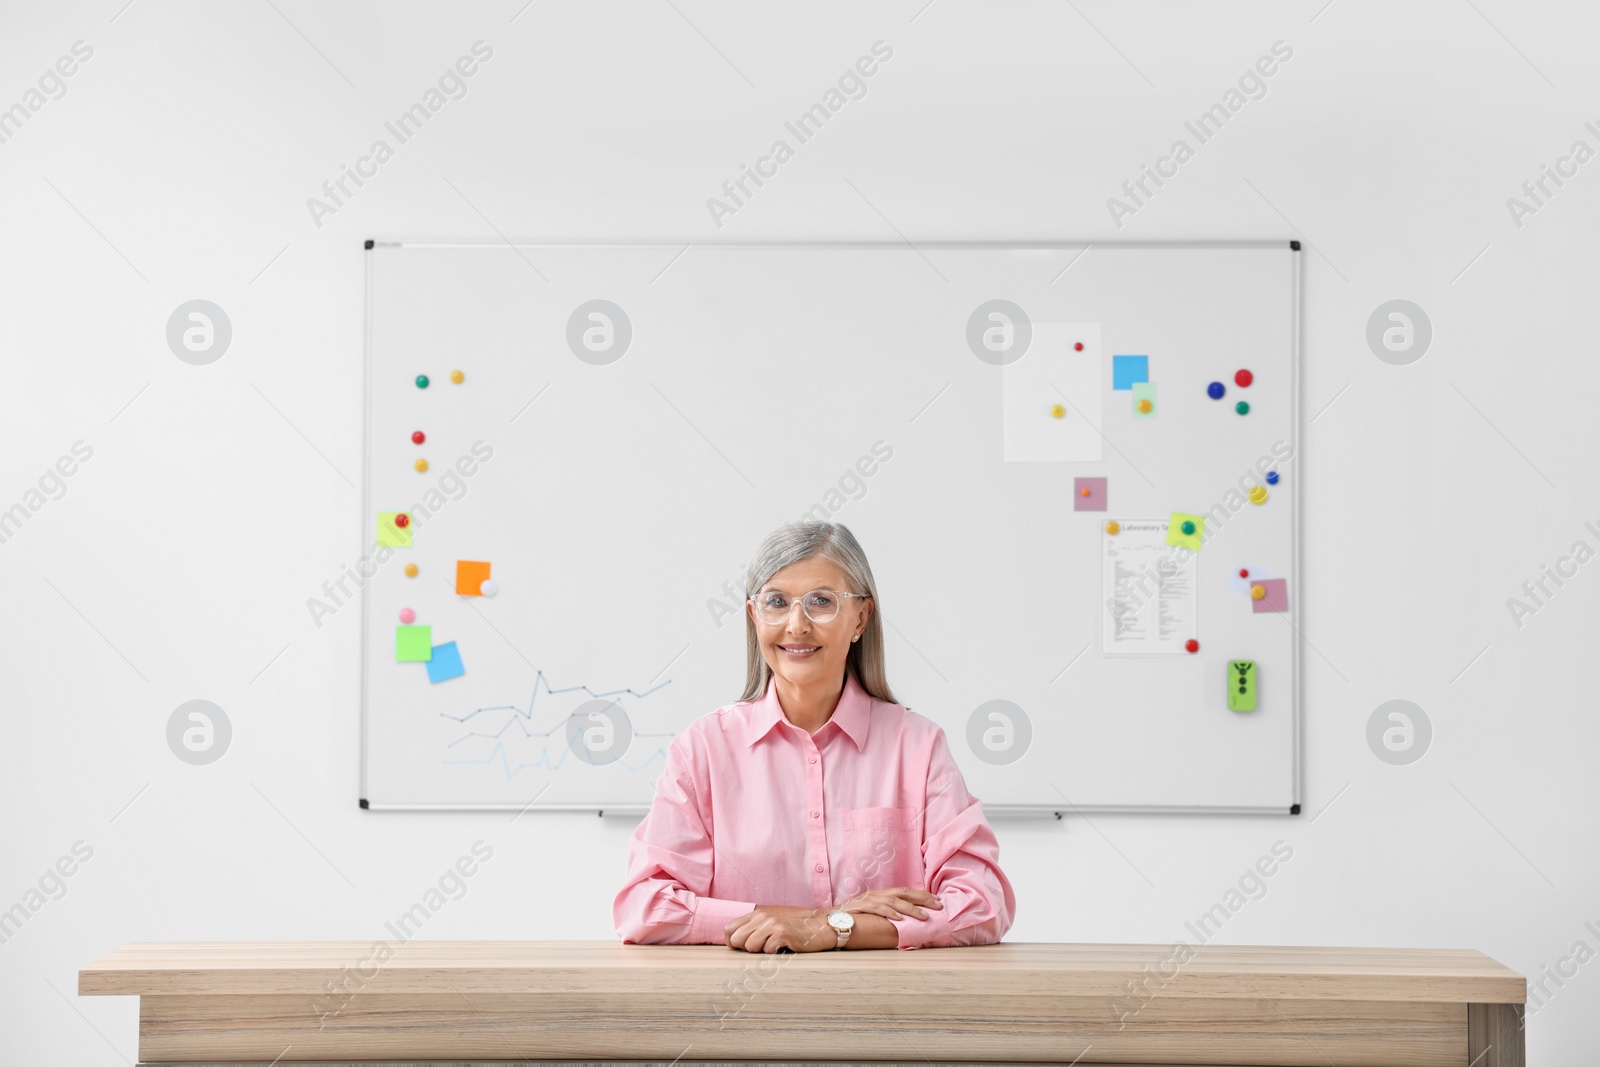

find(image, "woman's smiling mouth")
[779,644,820,658]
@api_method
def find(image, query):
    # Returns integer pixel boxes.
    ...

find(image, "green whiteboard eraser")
[1228,660,1257,712]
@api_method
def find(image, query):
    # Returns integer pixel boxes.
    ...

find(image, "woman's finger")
[840,901,893,921]
[890,894,940,912]
[839,892,936,920]
[891,887,942,905]
[873,893,927,918]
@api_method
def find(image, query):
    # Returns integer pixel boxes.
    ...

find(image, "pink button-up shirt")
[613,671,1016,950]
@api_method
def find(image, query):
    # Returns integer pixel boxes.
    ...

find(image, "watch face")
[829,910,854,931]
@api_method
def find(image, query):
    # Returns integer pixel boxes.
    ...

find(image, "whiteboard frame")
[358,239,1305,817]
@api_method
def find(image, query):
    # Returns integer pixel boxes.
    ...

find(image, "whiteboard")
[360,242,1302,815]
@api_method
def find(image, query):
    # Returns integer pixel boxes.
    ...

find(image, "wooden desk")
[79,941,1525,1067]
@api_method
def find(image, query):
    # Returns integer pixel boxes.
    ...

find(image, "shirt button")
[809,755,817,763]
[811,810,819,818]
[814,863,824,872]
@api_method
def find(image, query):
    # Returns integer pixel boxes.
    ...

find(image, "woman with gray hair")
[614,520,1015,952]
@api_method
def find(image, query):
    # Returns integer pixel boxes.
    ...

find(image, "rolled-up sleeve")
[890,728,1016,950]
[613,735,757,945]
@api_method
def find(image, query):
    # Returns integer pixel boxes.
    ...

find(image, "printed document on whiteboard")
[1101,518,1198,654]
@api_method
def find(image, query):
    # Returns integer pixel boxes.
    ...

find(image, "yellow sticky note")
[455,559,492,596]
[1166,512,1205,551]
[377,512,412,548]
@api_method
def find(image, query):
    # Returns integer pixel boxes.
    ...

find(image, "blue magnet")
[1207,381,1225,400]
[1266,470,1280,485]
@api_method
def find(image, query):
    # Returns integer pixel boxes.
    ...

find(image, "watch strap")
[827,909,851,949]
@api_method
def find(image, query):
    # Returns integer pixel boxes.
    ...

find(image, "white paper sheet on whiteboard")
[1002,322,1103,462]
[1101,518,1198,654]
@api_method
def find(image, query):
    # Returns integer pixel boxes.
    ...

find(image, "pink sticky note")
[1252,578,1289,614]
[1074,477,1107,512]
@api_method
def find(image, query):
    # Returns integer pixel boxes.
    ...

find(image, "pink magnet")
[1073,476,1107,512]
[399,608,415,624]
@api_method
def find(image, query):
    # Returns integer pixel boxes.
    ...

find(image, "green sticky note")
[377,512,413,548]
[1228,660,1257,712]
[1132,381,1157,419]
[1166,512,1205,550]
[395,625,432,662]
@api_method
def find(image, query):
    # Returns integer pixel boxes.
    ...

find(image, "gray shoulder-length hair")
[739,520,897,706]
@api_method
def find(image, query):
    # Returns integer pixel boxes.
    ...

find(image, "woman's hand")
[724,905,835,953]
[834,886,943,922]
[723,889,943,952]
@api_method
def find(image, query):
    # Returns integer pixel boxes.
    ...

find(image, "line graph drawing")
[441,669,673,725]
[441,669,677,779]
[445,738,672,777]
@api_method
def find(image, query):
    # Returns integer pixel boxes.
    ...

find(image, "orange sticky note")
[455,560,492,596]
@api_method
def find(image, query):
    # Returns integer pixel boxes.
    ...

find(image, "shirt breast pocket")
[840,806,923,891]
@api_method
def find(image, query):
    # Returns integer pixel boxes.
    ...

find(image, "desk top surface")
[78,940,1525,1003]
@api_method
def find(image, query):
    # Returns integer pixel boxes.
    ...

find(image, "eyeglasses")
[749,588,872,625]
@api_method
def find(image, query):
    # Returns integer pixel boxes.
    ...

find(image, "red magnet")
[393,513,410,528]
[1185,639,1199,654]
[1074,342,1084,351]
[1235,369,1253,387]
[1238,568,1249,578]
[411,431,425,445]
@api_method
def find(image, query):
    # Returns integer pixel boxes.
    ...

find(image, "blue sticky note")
[1112,355,1148,390]
[426,641,464,683]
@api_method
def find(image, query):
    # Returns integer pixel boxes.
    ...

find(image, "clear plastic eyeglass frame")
[749,588,872,625]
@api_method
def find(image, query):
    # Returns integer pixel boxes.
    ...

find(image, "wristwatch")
[825,909,854,949]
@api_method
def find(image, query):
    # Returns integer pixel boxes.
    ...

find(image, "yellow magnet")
[450,370,465,384]
[1248,485,1267,505]
[1251,583,1267,600]
[1050,404,1066,418]
[414,458,429,472]
[1105,521,1120,535]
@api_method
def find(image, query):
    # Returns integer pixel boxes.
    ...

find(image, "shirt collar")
[745,671,872,751]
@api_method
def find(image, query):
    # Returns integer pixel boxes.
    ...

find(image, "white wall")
[2,0,1596,1061]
